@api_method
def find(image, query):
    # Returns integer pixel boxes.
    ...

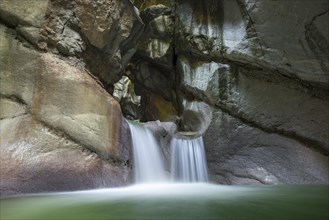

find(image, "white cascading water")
[128,121,168,183]
[171,136,208,182]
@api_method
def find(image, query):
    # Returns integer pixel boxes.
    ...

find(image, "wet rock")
[180,99,212,135]
[137,5,174,68]
[56,26,85,56]
[16,26,41,46]
[177,56,230,104]
[0,115,130,197]
[35,0,144,88]
[175,0,329,87]
[204,109,329,185]
[113,76,141,120]
[0,98,27,120]
[134,0,173,12]
[144,120,177,171]
[175,0,222,55]
[1,24,128,160]
[142,93,178,122]
[216,65,329,152]
[0,0,48,47]
[74,0,141,50]
[136,62,173,100]
[0,0,48,27]
[227,0,329,87]
[0,24,131,196]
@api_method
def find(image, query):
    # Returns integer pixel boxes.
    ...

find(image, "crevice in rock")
[0,94,28,106]
[214,169,265,184]
[177,50,329,100]
[0,14,110,98]
[172,71,329,156]
[304,9,329,74]
[0,94,125,165]
[0,112,28,121]
[36,119,126,166]
[235,0,268,50]
[172,0,181,124]
[0,19,43,52]
[233,62,329,100]
[215,103,329,156]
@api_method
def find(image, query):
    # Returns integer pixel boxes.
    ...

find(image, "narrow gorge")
[1,0,328,198]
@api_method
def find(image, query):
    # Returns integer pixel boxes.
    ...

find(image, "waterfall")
[128,121,208,184]
[128,121,168,183]
[171,136,208,182]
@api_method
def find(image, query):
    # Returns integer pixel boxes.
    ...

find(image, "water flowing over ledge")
[171,136,208,182]
[128,121,209,184]
[128,121,168,183]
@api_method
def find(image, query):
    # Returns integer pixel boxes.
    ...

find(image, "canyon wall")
[0,0,138,196]
[0,0,328,196]
[130,0,329,184]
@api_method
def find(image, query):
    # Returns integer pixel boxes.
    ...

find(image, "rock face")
[0,0,137,197]
[205,110,328,184]
[130,0,329,184]
[0,0,328,197]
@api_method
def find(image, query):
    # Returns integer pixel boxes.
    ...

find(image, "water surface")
[1,184,328,220]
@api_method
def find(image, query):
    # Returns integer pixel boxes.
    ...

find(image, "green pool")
[1,183,328,220]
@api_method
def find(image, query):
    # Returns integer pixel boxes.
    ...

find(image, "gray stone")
[175,0,222,54]
[180,99,212,135]
[0,115,130,197]
[113,76,141,120]
[135,62,173,100]
[34,0,144,87]
[312,11,329,43]
[137,13,174,68]
[139,38,173,68]
[216,67,329,152]
[16,26,41,46]
[224,0,329,86]
[139,4,172,24]
[175,0,329,87]
[204,109,329,185]
[74,0,142,50]
[1,24,128,161]
[147,15,173,38]
[177,56,230,104]
[0,0,48,27]
[0,98,27,120]
[56,26,85,56]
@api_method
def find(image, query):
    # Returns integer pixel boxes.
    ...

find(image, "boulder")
[143,93,178,122]
[0,0,48,46]
[204,109,329,184]
[0,115,130,197]
[113,76,142,120]
[175,0,329,87]
[177,56,230,105]
[0,24,131,196]
[0,0,48,27]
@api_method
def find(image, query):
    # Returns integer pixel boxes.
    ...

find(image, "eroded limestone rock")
[113,76,141,120]
[0,24,131,196]
[204,110,329,184]
[177,57,230,105]
[175,0,329,87]
[0,115,129,197]
[0,0,49,27]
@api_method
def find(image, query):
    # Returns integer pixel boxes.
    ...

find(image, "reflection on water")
[1,184,328,220]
